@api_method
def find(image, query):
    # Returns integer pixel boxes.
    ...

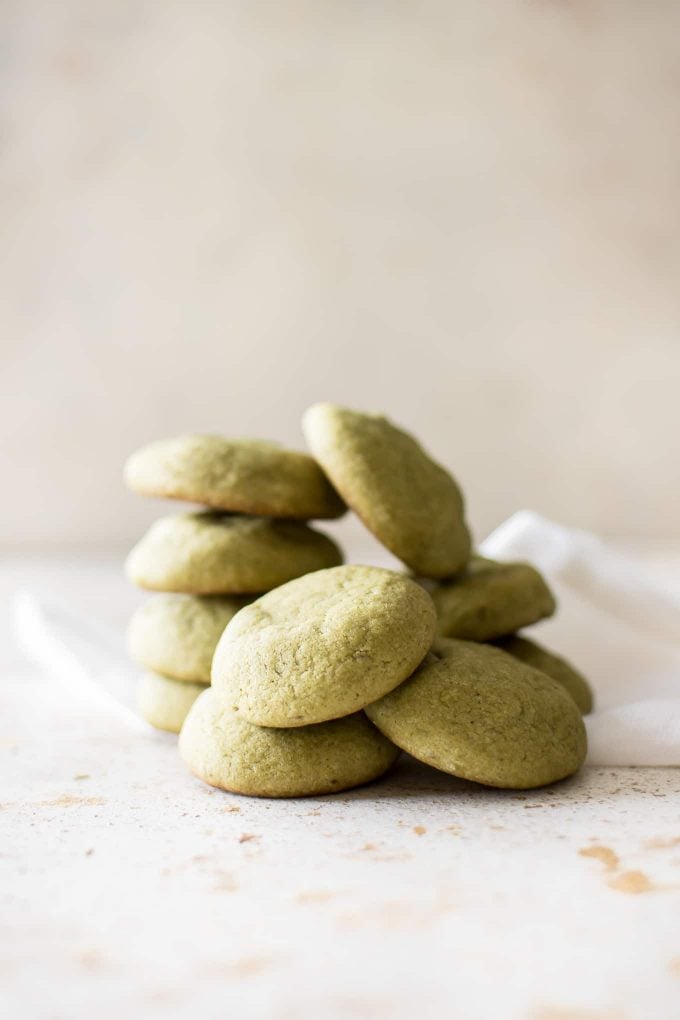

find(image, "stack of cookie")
[124,404,594,795]
[123,435,346,732]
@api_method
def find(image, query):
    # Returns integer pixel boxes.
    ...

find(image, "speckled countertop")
[2,555,680,1020]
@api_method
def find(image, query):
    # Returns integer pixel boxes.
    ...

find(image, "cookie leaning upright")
[212,564,437,727]
[124,434,345,519]
[302,404,470,577]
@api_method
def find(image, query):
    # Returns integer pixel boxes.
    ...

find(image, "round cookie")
[212,565,437,727]
[125,512,343,594]
[302,403,470,578]
[365,638,587,789]
[429,555,556,641]
[179,688,399,798]
[494,635,594,715]
[124,434,345,520]
[137,672,208,734]
[127,594,250,683]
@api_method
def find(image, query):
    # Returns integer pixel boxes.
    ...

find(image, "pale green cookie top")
[429,555,556,641]
[302,404,470,578]
[125,511,343,594]
[124,434,345,520]
[365,638,587,789]
[179,688,399,798]
[212,564,437,727]
[137,671,207,734]
[128,594,250,683]
[494,634,594,715]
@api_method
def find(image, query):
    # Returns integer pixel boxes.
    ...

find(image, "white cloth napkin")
[12,511,680,765]
[480,511,680,765]
[12,589,148,733]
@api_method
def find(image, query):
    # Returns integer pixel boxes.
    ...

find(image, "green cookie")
[212,564,437,727]
[179,688,399,798]
[137,671,208,734]
[365,638,587,789]
[127,594,250,683]
[302,403,470,578]
[125,511,343,594]
[494,635,594,714]
[124,434,345,520]
[429,556,556,640]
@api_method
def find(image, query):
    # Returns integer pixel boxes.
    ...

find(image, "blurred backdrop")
[2,1,680,550]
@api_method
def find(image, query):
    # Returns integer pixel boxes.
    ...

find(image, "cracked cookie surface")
[179,688,399,797]
[493,634,593,714]
[429,555,556,640]
[365,637,587,789]
[125,433,345,519]
[211,564,437,726]
[125,511,342,594]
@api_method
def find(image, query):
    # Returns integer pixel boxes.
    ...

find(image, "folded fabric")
[12,590,146,732]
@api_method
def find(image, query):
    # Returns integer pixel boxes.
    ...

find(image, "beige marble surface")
[2,552,680,1019]
[2,1,680,548]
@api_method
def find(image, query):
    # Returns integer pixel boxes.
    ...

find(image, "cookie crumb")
[644,835,680,850]
[579,845,619,873]
[296,890,336,904]
[608,870,655,894]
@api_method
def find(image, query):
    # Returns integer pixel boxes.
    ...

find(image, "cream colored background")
[2,1,679,548]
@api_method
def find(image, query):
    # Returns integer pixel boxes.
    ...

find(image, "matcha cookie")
[128,594,250,683]
[212,565,437,727]
[137,671,208,734]
[366,638,586,789]
[429,556,556,641]
[494,635,594,714]
[302,404,470,577]
[179,688,399,798]
[125,434,345,519]
[125,512,343,594]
